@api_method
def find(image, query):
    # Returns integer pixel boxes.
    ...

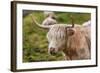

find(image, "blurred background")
[23,10,91,62]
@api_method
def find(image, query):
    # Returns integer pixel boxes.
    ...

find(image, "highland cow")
[31,15,91,60]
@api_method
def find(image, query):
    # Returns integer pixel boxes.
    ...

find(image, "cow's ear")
[67,28,75,36]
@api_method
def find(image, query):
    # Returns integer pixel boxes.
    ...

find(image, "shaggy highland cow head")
[47,25,76,55]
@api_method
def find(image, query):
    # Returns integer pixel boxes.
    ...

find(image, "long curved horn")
[30,14,51,29]
[70,15,74,27]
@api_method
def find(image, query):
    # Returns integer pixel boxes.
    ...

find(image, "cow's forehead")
[51,24,72,27]
[50,24,70,30]
[50,24,81,29]
[47,25,67,39]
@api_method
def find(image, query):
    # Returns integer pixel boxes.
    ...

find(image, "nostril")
[49,47,57,55]
[50,47,55,51]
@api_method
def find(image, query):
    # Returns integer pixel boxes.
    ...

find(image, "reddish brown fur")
[64,27,90,60]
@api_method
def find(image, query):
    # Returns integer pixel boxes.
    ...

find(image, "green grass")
[23,10,90,62]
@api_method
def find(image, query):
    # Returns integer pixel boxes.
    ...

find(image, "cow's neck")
[63,30,79,60]
[63,48,78,60]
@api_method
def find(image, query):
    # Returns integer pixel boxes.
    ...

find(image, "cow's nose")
[49,47,56,55]
[50,47,55,51]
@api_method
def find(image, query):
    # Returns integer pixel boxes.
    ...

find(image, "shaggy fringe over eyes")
[47,25,67,41]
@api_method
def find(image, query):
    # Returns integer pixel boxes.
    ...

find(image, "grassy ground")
[23,10,90,62]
